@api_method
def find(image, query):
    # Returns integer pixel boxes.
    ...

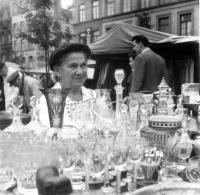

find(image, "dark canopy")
[90,22,175,55]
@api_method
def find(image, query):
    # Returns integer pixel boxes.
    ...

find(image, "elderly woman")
[39,43,96,127]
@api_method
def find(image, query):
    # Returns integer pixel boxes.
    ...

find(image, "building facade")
[0,0,12,62]
[10,0,61,69]
[72,0,199,44]
[0,0,70,70]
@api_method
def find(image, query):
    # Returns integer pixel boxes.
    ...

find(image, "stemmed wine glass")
[100,132,115,194]
[108,137,128,193]
[69,99,95,139]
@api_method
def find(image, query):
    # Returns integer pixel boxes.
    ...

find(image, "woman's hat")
[49,43,91,71]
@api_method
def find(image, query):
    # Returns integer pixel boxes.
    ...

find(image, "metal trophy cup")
[40,88,71,137]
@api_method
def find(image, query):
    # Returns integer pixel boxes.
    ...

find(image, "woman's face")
[55,52,88,89]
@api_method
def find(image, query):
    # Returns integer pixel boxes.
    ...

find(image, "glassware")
[25,96,48,137]
[0,143,16,191]
[94,89,113,120]
[181,83,200,104]
[177,109,192,164]
[114,69,125,120]
[108,134,128,194]
[114,69,125,86]
[159,161,180,183]
[40,88,70,128]
[4,96,26,133]
[101,134,115,194]
[13,145,48,195]
[40,88,71,138]
[186,156,200,183]
[177,135,193,164]
[70,102,94,139]
[139,103,150,131]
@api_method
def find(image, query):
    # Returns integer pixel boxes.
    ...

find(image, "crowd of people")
[0,35,167,123]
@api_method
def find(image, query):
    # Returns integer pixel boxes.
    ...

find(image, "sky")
[61,0,73,9]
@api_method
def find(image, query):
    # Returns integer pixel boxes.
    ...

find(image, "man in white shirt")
[0,61,19,110]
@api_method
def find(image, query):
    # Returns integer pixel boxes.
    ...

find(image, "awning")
[90,22,176,55]
[157,36,199,44]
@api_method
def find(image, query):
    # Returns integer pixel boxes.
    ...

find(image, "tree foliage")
[20,0,72,51]
[19,0,72,87]
[136,12,154,29]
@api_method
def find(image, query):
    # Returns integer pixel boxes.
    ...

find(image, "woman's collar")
[52,82,88,99]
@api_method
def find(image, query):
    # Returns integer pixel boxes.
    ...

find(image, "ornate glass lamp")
[114,69,125,120]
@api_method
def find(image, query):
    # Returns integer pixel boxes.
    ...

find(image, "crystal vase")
[40,88,71,129]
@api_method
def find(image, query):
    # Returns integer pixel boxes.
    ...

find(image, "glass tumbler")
[0,143,16,190]
[13,145,48,195]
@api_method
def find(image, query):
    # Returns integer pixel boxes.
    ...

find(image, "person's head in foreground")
[49,43,91,90]
[132,35,149,55]
[36,165,72,195]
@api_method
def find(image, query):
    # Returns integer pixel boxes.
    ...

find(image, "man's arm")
[130,55,145,93]
[31,81,42,98]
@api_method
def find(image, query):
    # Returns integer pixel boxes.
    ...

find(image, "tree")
[136,12,154,29]
[20,0,72,87]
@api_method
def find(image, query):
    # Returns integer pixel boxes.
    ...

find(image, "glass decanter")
[177,113,192,165]
[25,96,49,137]
[4,96,27,133]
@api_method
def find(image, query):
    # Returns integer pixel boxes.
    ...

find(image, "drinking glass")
[0,143,16,191]
[13,145,48,194]
[159,161,179,183]
[128,99,139,133]
[139,103,150,131]
[96,129,115,194]
[70,102,94,138]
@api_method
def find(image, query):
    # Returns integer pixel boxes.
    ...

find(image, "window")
[92,1,99,19]
[8,33,11,42]
[1,33,5,44]
[141,0,151,8]
[13,40,17,50]
[180,13,192,35]
[20,21,26,32]
[28,56,33,68]
[106,0,114,16]
[3,10,9,20]
[93,30,100,42]
[79,33,86,44]
[13,23,17,35]
[79,4,85,22]
[159,0,170,5]
[122,0,131,12]
[21,39,24,50]
[158,16,170,33]
[12,3,18,15]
